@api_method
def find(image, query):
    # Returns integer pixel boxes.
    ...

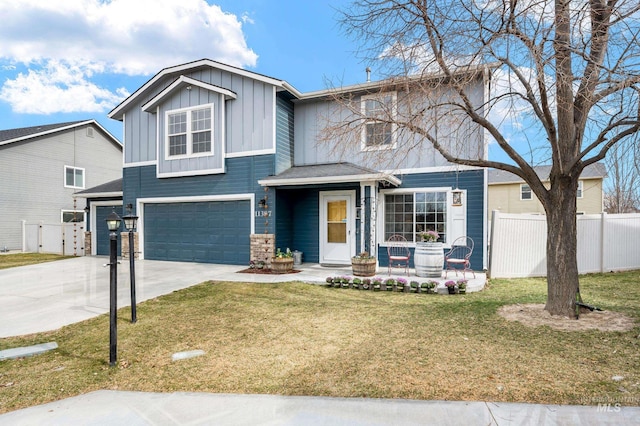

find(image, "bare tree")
[604,138,640,213]
[328,0,640,317]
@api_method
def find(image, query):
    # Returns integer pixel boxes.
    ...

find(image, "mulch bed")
[237,268,301,275]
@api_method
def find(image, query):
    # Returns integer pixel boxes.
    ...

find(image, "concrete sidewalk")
[1,390,638,425]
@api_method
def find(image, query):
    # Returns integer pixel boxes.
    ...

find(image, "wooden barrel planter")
[271,257,294,273]
[414,242,444,278]
[351,257,376,277]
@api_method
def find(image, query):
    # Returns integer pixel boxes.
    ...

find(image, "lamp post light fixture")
[105,210,121,367]
[123,204,138,323]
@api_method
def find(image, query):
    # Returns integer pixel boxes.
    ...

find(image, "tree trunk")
[544,179,579,318]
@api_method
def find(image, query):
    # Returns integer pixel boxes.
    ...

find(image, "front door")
[320,191,355,265]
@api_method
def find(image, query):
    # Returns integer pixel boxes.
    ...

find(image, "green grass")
[0,253,72,270]
[1,271,638,413]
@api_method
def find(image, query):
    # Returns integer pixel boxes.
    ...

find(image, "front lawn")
[0,253,72,270]
[1,271,638,413]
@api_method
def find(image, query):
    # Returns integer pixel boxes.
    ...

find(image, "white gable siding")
[0,125,122,250]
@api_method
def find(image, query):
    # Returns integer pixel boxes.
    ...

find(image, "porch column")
[370,184,377,259]
[360,183,366,254]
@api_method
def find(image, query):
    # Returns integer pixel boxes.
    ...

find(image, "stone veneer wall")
[250,233,274,267]
[84,232,91,255]
[121,232,139,260]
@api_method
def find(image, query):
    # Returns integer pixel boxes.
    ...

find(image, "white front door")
[320,191,355,265]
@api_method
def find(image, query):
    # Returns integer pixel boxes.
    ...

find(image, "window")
[384,191,447,243]
[520,184,532,200]
[62,210,85,223]
[577,181,583,198]
[361,92,396,150]
[64,166,84,189]
[166,105,213,158]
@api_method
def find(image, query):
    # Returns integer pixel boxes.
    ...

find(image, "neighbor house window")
[520,184,532,200]
[166,104,213,158]
[64,166,84,189]
[361,92,396,150]
[577,180,583,198]
[384,191,447,243]
[62,210,85,223]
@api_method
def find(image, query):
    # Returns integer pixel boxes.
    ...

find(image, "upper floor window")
[166,104,213,158]
[520,184,532,200]
[577,180,583,198]
[64,166,84,189]
[361,92,396,150]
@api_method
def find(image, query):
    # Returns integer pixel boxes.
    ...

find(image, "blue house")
[108,59,488,271]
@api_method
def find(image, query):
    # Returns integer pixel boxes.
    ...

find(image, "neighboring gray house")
[0,120,122,252]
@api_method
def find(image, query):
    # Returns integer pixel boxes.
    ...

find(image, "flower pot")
[447,286,456,294]
[415,242,444,278]
[351,257,377,276]
[271,257,294,274]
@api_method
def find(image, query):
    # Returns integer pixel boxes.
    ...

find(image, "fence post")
[488,210,500,278]
[600,212,606,273]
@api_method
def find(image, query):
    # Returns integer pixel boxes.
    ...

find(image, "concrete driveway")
[0,257,251,338]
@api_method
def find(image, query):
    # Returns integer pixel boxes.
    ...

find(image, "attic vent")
[86,127,94,138]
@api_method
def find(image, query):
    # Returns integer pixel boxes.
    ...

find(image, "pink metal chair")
[444,236,476,278]
[387,234,411,275]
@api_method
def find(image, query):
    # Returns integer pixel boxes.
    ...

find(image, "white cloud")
[0,0,257,114]
[0,60,127,114]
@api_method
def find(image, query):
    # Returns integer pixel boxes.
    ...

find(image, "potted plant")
[383,278,395,291]
[415,230,444,278]
[396,277,409,292]
[325,277,334,287]
[341,276,351,288]
[362,278,371,290]
[445,280,457,294]
[410,281,420,293]
[352,277,362,289]
[457,279,467,294]
[271,248,294,273]
[372,277,382,291]
[422,280,438,294]
[351,252,377,276]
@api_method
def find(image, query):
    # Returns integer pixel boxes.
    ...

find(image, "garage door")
[95,205,122,256]
[143,200,250,265]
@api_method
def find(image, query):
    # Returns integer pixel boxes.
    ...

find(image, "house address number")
[255,210,272,217]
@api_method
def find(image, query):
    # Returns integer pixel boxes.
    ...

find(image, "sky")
[0,0,367,141]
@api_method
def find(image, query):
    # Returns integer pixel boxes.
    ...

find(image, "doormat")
[236,268,301,275]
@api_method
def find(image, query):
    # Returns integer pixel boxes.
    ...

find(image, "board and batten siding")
[123,155,276,235]
[292,79,485,170]
[123,67,276,166]
[275,94,294,174]
[377,169,485,271]
[0,125,122,250]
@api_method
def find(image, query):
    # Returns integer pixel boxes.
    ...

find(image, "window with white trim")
[577,180,583,198]
[361,92,396,150]
[64,166,84,189]
[383,191,447,243]
[62,210,85,223]
[520,184,532,200]
[166,104,213,158]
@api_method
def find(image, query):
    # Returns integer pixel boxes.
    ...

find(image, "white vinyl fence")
[489,211,640,278]
[22,221,85,256]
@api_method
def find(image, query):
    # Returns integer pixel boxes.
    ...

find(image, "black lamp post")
[123,205,138,323]
[105,210,121,367]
